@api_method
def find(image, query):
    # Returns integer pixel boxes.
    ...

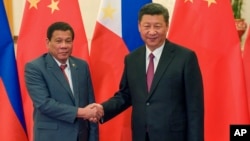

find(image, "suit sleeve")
[184,51,204,141]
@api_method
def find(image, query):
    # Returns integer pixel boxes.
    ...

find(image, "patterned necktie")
[147,53,154,92]
[60,64,69,82]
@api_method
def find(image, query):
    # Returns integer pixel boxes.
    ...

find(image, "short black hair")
[47,21,74,41]
[138,3,169,25]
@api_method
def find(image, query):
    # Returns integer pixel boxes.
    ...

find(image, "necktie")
[60,64,69,82]
[147,53,154,92]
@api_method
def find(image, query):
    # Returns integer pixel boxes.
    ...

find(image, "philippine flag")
[0,1,28,141]
[90,0,151,141]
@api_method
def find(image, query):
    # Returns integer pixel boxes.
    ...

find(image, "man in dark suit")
[25,22,100,141]
[92,3,204,141]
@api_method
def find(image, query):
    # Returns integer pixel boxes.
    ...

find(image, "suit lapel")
[69,59,79,106]
[148,41,175,97]
[134,48,148,97]
[45,54,75,103]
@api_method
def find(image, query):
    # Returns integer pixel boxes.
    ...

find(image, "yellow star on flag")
[204,0,217,7]
[47,0,60,14]
[28,0,40,9]
[102,4,116,19]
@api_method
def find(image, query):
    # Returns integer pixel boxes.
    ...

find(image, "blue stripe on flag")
[0,1,26,131]
[122,0,152,52]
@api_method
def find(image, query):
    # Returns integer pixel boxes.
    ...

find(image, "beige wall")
[4,0,13,34]
[12,0,250,48]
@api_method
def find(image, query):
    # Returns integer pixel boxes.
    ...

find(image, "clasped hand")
[77,103,104,123]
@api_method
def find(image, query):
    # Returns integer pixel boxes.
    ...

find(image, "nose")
[148,29,157,35]
[59,41,68,48]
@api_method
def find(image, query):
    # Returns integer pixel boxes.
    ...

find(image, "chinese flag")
[168,0,250,141]
[0,1,28,140]
[90,0,151,141]
[243,26,250,113]
[16,1,89,140]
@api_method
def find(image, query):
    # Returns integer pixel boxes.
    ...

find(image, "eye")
[154,24,162,29]
[56,40,62,44]
[143,25,151,30]
[66,39,73,44]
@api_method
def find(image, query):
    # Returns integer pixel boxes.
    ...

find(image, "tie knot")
[149,53,154,59]
[60,64,67,70]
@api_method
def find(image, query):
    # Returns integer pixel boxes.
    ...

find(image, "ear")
[138,22,141,33]
[46,38,50,49]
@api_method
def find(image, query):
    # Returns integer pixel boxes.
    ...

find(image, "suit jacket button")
[146,102,150,106]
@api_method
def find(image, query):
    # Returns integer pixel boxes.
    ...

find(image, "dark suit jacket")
[25,53,98,141]
[102,40,204,141]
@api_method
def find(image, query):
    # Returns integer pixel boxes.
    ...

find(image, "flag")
[90,0,151,140]
[16,1,89,140]
[168,0,250,141]
[0,1,28,140]
[243,25,250,114]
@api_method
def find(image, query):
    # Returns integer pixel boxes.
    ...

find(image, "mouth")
[59,52,69,56]
[148,37,157,41]
[60,51,68,54]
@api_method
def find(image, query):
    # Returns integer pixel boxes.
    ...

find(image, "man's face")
[46,30,73,64]
[138,14,168,51]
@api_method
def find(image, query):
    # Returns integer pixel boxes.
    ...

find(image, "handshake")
[77,103,104,123]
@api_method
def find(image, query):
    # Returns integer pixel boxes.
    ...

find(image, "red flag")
[0,80,28,141]
[0,1,28,140]
[90,0,151,141]
[168,0,250,141]
[16,1,89,140]
[243,25,250,113]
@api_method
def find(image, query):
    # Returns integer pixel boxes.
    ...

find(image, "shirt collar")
[53,57,70,67]
[146,42,165,58]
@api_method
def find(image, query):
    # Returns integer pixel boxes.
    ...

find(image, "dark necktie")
[60,64,69,82]
[147,53,154,92]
